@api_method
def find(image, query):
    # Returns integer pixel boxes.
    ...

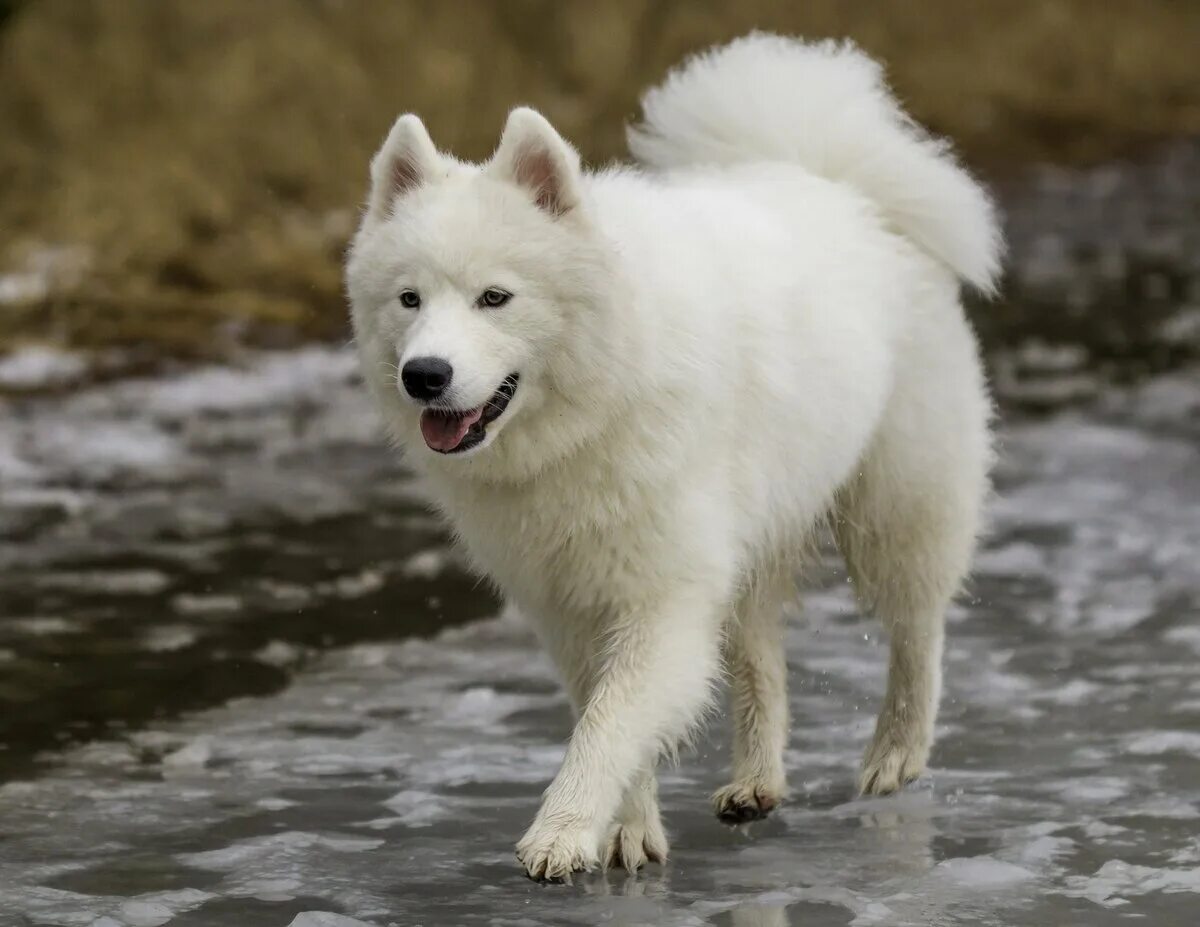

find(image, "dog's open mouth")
[419,374,520,454]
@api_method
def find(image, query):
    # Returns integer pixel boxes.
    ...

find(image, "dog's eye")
[478,288,512,309]
[398,289,421,309]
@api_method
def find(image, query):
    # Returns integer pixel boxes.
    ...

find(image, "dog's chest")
[436,473,671,615]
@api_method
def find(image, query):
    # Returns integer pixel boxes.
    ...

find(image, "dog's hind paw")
[712,782,781,824]
[859,733,928,796]
[604,811,668,872]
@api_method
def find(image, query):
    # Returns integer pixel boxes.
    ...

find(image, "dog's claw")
[712,783,780,824]
[515,822,597,882]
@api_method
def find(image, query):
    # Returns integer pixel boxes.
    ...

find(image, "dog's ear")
[367,114,441,220]
[489,107,581,216]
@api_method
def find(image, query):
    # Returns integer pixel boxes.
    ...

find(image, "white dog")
[346,33,1001,881]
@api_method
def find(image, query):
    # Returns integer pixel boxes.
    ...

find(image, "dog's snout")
[401,356,453,401]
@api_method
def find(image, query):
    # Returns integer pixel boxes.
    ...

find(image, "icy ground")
[2,141,1200,927]
[0,342,1197,927]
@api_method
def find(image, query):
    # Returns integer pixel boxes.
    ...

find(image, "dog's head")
[347,109,615,477]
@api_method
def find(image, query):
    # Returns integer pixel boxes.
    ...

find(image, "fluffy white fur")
[346,33,1001,881]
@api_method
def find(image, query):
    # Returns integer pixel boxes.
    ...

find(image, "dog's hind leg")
[712,571,792,822]
[606,765,669,870]
[834,312,991,795]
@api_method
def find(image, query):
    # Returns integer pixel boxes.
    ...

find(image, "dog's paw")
[712,782,781,824]
[604,809,668,872]
[516,819,600,882]
[859,731,928,796]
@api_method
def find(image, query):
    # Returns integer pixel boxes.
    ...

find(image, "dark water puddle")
[0,508,497,781]
[167,896,351,927]
[45,859,226,898]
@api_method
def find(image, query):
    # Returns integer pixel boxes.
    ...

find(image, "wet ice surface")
[0,347,498,783]
[2,349,1197,927]
[3,147,1200,925]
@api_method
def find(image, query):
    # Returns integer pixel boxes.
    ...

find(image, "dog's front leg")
[516,592,724,881]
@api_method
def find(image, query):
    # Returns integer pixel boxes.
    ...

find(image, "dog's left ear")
[489,107,582,217]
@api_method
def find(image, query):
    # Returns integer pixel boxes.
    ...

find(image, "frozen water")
[0,347,1196,926]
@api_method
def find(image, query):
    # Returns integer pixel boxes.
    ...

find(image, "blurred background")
[1,0,1199,363]
[1,3,1198,925]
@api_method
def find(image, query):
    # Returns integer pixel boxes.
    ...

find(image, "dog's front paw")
[516,818,600,882]
[859,729,929,796]
[712,781,782,824]
[604,808,668,872]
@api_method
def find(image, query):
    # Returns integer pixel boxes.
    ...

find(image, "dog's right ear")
[366,114,440,220]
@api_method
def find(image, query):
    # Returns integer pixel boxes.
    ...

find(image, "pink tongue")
[420,407,484,452]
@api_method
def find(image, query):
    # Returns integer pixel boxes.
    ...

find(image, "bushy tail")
[628,33,1003,294]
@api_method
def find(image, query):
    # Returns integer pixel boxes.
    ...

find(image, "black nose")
[401,356,453,401]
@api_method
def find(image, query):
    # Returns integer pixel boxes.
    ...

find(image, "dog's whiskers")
[377,360,402,387]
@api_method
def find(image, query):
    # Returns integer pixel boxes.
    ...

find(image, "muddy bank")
[1,0,1199,358]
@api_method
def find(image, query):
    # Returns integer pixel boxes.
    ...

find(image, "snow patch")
[381,789,447,827]
[1064,860,1200,907]
[288,914,378,927]
[934,857,1037,888]
[0,346,87,389]
[1125,731,1200,756]
[118,900,173,927]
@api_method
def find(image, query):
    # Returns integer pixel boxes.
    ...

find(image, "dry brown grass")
[1,0,1198,358]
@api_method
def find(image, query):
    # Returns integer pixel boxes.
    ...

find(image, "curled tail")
[628,33,1003,294]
